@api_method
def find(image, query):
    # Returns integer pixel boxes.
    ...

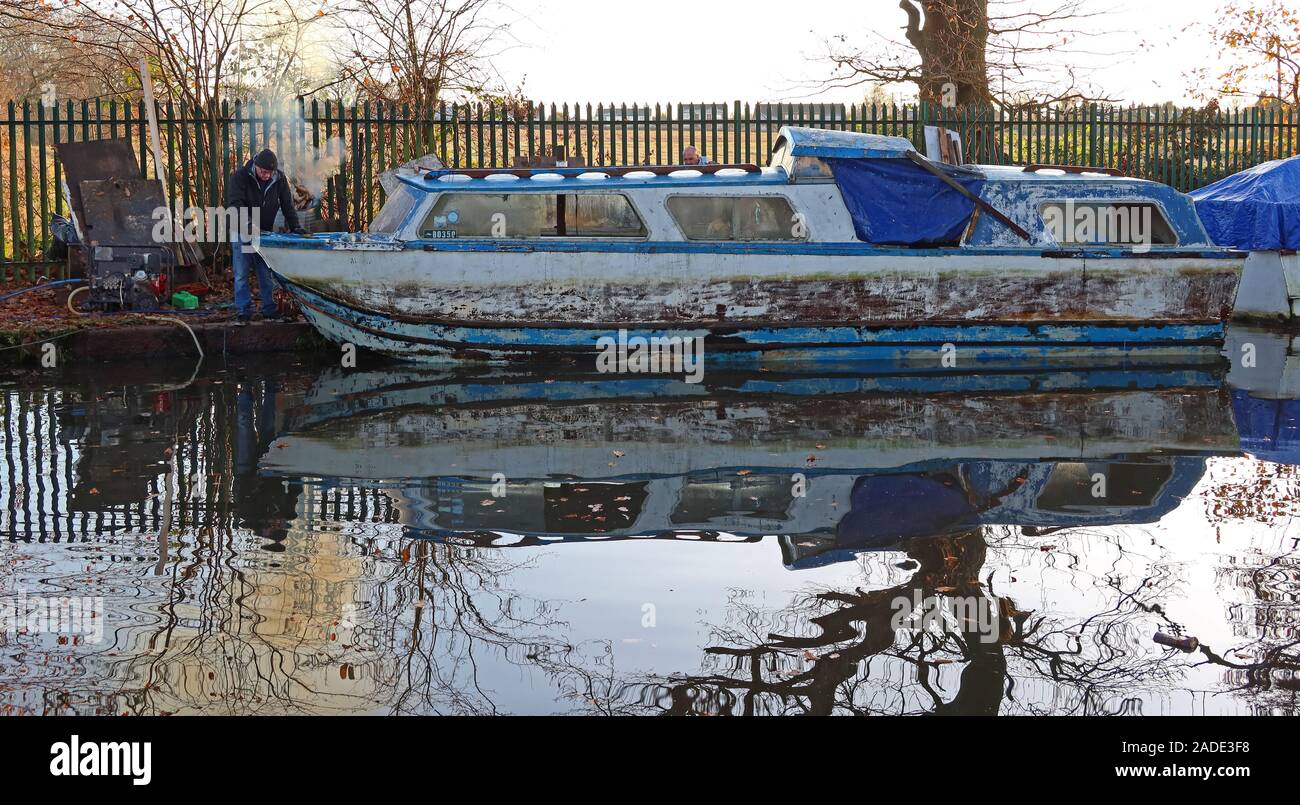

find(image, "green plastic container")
[171,291,199,310]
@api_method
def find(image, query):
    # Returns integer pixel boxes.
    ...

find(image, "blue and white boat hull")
[264,242,1236,368]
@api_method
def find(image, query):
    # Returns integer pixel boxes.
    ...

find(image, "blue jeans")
[232,237,279,317]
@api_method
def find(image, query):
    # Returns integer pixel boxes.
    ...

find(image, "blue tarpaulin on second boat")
[827,157,985,246]
[1190,155,1300,251]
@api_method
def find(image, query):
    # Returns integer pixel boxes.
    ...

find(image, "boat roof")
[394,124,1166,192]
[775,126,916,160]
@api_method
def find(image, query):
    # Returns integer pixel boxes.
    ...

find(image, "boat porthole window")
[667,195,807,241]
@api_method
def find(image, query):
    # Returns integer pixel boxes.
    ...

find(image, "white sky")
[493,0,1228,105]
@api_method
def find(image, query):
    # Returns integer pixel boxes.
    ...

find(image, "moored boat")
[258,126,1244,367]
[1192,154,1300,322]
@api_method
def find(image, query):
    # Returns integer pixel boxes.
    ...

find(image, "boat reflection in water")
[10,352,1299,716]
[263,363,1240,570]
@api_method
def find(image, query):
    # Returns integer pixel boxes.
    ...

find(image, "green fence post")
[8,101,19,270]
[51,101,61,220]
[350,103,361,230]
[1087,103,1097,167]
[21,100,33,273]
[733,100,742,164]
[37,101,48,274]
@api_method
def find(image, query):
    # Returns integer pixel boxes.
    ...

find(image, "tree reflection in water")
[531,531,1191,715]
[1200,457,1300,712]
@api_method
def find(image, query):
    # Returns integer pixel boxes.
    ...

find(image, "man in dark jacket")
[226,149,307,323]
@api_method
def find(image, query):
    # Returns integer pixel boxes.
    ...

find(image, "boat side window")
[667,196,806,241]
[1035,462,1173,511]
[368,185,422,234]
[1039,201,1178,247]
[423,193,550,238]
[566,194,647,237]
[421,193,645,238]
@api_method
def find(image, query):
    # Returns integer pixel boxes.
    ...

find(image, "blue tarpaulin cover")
[827,157,985,246]
[1190,155,1300,250]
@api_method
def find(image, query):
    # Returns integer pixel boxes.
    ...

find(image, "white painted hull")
[1233,251,1300,322]
[262,242,1238,323]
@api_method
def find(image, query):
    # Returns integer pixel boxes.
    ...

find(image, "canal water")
[1,329,1298,716]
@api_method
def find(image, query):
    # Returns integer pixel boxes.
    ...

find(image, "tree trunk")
[901,0,992,106]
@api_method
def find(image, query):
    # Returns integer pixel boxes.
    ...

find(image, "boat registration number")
[422,229,459,240]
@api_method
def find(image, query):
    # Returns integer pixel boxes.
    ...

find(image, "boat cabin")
[368,126,1215,252]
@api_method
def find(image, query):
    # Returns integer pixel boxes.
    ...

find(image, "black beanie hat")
[253,149,278,171]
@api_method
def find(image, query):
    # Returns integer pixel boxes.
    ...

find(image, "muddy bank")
[1,318,325,367]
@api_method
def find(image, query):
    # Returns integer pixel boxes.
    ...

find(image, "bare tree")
[818,0,1114,109]
[327,0,514,109]
[2,1,333,104]
[0,1,135,100]
[0,1,332,215]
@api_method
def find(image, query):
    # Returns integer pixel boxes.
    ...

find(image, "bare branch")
[810,0,1122,109]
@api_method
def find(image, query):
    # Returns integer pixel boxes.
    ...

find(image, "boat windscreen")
[827,157,986,246]
[369,185,422,234]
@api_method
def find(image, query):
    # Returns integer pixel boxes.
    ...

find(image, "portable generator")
[55,139,178,312]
